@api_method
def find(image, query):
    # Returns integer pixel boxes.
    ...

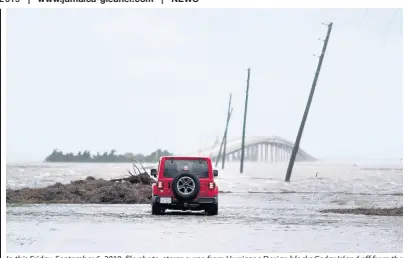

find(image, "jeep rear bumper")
[152,196,218,210]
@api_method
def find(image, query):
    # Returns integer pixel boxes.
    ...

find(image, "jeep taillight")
[158,181,163,189]
[209,182,215,189]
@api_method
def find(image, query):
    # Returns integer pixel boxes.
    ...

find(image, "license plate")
[160,197,171,204]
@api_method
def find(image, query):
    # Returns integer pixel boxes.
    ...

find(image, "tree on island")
[44,148,173,163]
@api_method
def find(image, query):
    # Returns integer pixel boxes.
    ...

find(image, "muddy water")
[6,161,403,252]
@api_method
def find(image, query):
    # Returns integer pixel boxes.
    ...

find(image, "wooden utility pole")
[215,139,224,167]
[221,93,233,169]
[215,93,233,167]
[285,22,333,182]
[240,68,251,174]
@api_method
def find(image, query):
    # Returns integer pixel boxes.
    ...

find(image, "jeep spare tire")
[172,171,200,201]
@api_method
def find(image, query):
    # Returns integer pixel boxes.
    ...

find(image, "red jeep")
[150,156,219,215]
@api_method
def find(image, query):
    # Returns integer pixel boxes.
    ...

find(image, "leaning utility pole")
[215,139,224,167]
[221,93,233,169]
[240,68,251,174]
[285,22,333,182]
[215,94,233,167]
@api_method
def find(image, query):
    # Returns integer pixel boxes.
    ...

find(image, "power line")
[356,8,368,31]
[381,8,400,36]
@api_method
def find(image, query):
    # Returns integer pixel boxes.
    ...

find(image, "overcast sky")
[6,8,403,162]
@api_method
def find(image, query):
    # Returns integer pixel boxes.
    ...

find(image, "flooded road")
[6,161,403,252]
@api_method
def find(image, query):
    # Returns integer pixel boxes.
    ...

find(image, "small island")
[44,148,174,163]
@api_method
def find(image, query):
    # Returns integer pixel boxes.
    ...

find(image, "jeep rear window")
[163,159,209,178]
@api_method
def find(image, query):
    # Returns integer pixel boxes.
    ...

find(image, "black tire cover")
[172,171,200,201]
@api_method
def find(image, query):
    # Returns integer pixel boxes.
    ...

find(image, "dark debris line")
[320,207,403,216]
[6,173,155,205]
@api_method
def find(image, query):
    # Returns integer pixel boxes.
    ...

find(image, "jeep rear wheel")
[172,171,201,201]
[206,204,218,216]
[151,203,164,215]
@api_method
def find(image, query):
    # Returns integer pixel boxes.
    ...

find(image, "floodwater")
[6,160,403,252]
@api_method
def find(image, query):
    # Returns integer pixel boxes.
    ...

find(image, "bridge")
[187,136,316,163]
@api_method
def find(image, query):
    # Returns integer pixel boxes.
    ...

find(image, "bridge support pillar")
[276,144,279,162]
[263,145,266,162]
[277,145,280,162]
[284,147,288,162]
[282,147,285,162]
[269,144,273,163]
[261,144,265,162]
[254,145,259,161]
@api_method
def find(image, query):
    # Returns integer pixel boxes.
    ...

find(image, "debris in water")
[6,160,156,204]
[6,172,155,204]
[320,206,403,216]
